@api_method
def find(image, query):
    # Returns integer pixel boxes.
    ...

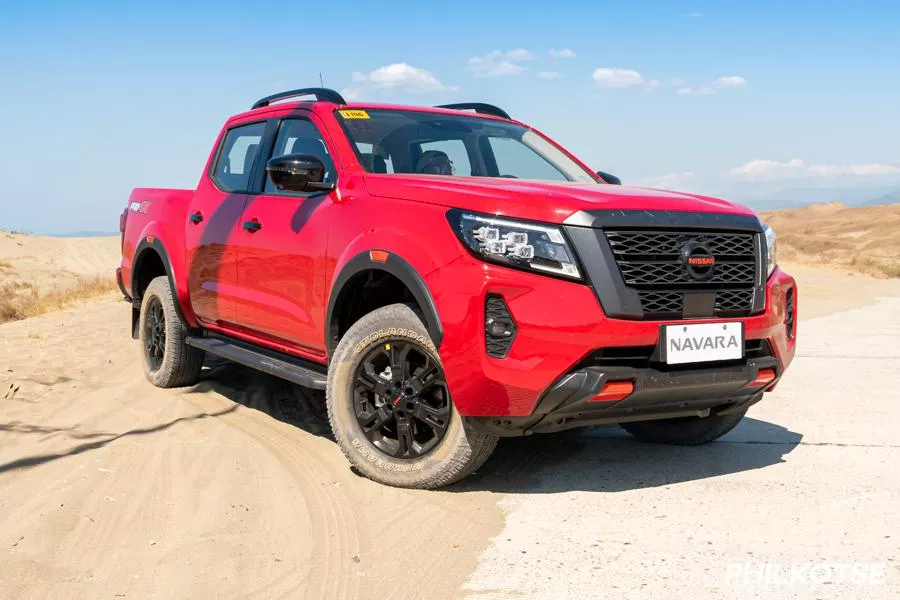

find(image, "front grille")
[639,291,683,315]
[605,229,759,319]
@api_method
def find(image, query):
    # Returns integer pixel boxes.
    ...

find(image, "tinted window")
[265,119,335,193]
[335,109,597,183]
[419,140,471,176]
[488,135,567,182]
[212,122,266,192]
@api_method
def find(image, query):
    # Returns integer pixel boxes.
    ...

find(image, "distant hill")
[737,185,900,212]
[50,230,119,238]
[762,203,900,277]
[859,189,900,207]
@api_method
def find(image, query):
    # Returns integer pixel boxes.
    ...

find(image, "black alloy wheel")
[353,340,451,459]
[144,296,166,371]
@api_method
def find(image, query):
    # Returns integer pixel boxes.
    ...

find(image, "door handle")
[189,211,203,224]
[242,218,262,233]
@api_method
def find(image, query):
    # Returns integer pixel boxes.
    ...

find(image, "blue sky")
[2,0,899,233]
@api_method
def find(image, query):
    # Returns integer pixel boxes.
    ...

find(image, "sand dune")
[0,231,119,323]
[762,203,900,277]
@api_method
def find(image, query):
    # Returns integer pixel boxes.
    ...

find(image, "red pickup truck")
[118,88,797,488]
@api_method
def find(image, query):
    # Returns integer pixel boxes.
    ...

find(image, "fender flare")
[326,251,444,353]
[131,237,191,330]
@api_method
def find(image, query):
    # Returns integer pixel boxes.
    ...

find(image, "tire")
[327,303,498,489]
[619,409,748,446]
[139,276,204,388]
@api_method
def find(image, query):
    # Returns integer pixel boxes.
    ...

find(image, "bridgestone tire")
[619,409,748,446]
[139,276,204,388]
[327,304,498,489]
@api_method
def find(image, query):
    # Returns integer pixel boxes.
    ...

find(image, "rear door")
[186,120,269,326]
[231,112,337,357]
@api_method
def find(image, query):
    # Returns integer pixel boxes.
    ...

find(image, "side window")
[488,137,567,181]
[212,122,266,192]
[418,139,471,176]
[265,119,335,193]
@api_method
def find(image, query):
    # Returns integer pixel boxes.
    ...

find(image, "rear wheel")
[619,409,747,446]
[327,304,497,489]
[139,276,204,388]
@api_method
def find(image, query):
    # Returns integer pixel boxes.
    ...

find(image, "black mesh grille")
[639,291,683,315]
[485,294,517,358]
[619,261,756,286]
[605,229,759,319]
[605,231,755,258]
[715,289,755,313]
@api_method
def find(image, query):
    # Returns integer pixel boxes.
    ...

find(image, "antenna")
[319,72,324,87]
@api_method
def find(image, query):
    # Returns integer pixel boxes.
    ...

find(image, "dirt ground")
[1,262,899,598]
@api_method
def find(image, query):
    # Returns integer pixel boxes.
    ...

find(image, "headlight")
[447,210,582,280]
[763,223,777,277]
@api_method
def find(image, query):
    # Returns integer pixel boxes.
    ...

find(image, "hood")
[362,174,756,224]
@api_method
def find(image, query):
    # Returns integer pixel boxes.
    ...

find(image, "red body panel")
[120,98,798,419]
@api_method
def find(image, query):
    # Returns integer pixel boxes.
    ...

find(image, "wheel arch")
[131,237,195,337]
[326,251,444,358]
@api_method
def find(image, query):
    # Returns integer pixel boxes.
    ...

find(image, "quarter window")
[212,122,267,192]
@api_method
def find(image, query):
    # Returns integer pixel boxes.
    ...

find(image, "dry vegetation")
[0,276,117,323]
[0,230,121,324]
[762,203,900,278]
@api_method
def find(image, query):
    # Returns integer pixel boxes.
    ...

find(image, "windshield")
[335,109,598,183]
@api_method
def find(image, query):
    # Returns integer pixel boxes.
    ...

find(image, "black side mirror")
[596,170,621,185]
[266,154,333,192]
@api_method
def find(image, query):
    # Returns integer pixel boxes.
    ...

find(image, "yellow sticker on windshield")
[338,109,370,119]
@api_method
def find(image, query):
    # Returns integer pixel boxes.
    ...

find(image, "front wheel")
[327,304,497,489]
[619,409,748,446]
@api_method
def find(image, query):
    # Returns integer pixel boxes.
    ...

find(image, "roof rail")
[436,103,511,120]
[252,87,346,110]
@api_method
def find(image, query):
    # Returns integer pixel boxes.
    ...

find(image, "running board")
[185,335,328,390]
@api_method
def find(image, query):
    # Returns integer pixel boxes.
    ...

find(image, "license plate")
[660,322,744,365]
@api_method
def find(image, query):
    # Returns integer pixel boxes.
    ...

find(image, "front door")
[186,120,268,326]
[231,114,337,357]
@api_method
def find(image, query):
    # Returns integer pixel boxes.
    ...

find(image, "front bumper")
[426,257,797,419]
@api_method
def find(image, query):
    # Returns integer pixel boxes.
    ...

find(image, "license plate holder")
[659,322,744,365]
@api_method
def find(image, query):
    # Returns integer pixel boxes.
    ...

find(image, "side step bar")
[185,334,328,390]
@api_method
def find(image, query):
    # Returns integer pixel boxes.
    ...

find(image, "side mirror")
[596,170,621,185]
[266,154,334,192]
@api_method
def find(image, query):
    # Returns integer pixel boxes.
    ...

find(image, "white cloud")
[538,71,562,79]
[592,67,645,89]
[678,75,747,96]
[636,171,697,189]
[688,11,704,18]
[715,75,747,88]
[662,76,686,87]
[468,49,535,77]
[549,48,576,59]
[729,159,900,181]
[505,48,536,61]
[348,63,456,94]
[677,86,716,96]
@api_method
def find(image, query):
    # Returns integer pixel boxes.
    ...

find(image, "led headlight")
[447,210,582,280]
[763,223,777,277]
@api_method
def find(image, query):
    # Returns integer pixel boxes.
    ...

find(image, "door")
[186,120,268,326]
[231,115,336,355]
